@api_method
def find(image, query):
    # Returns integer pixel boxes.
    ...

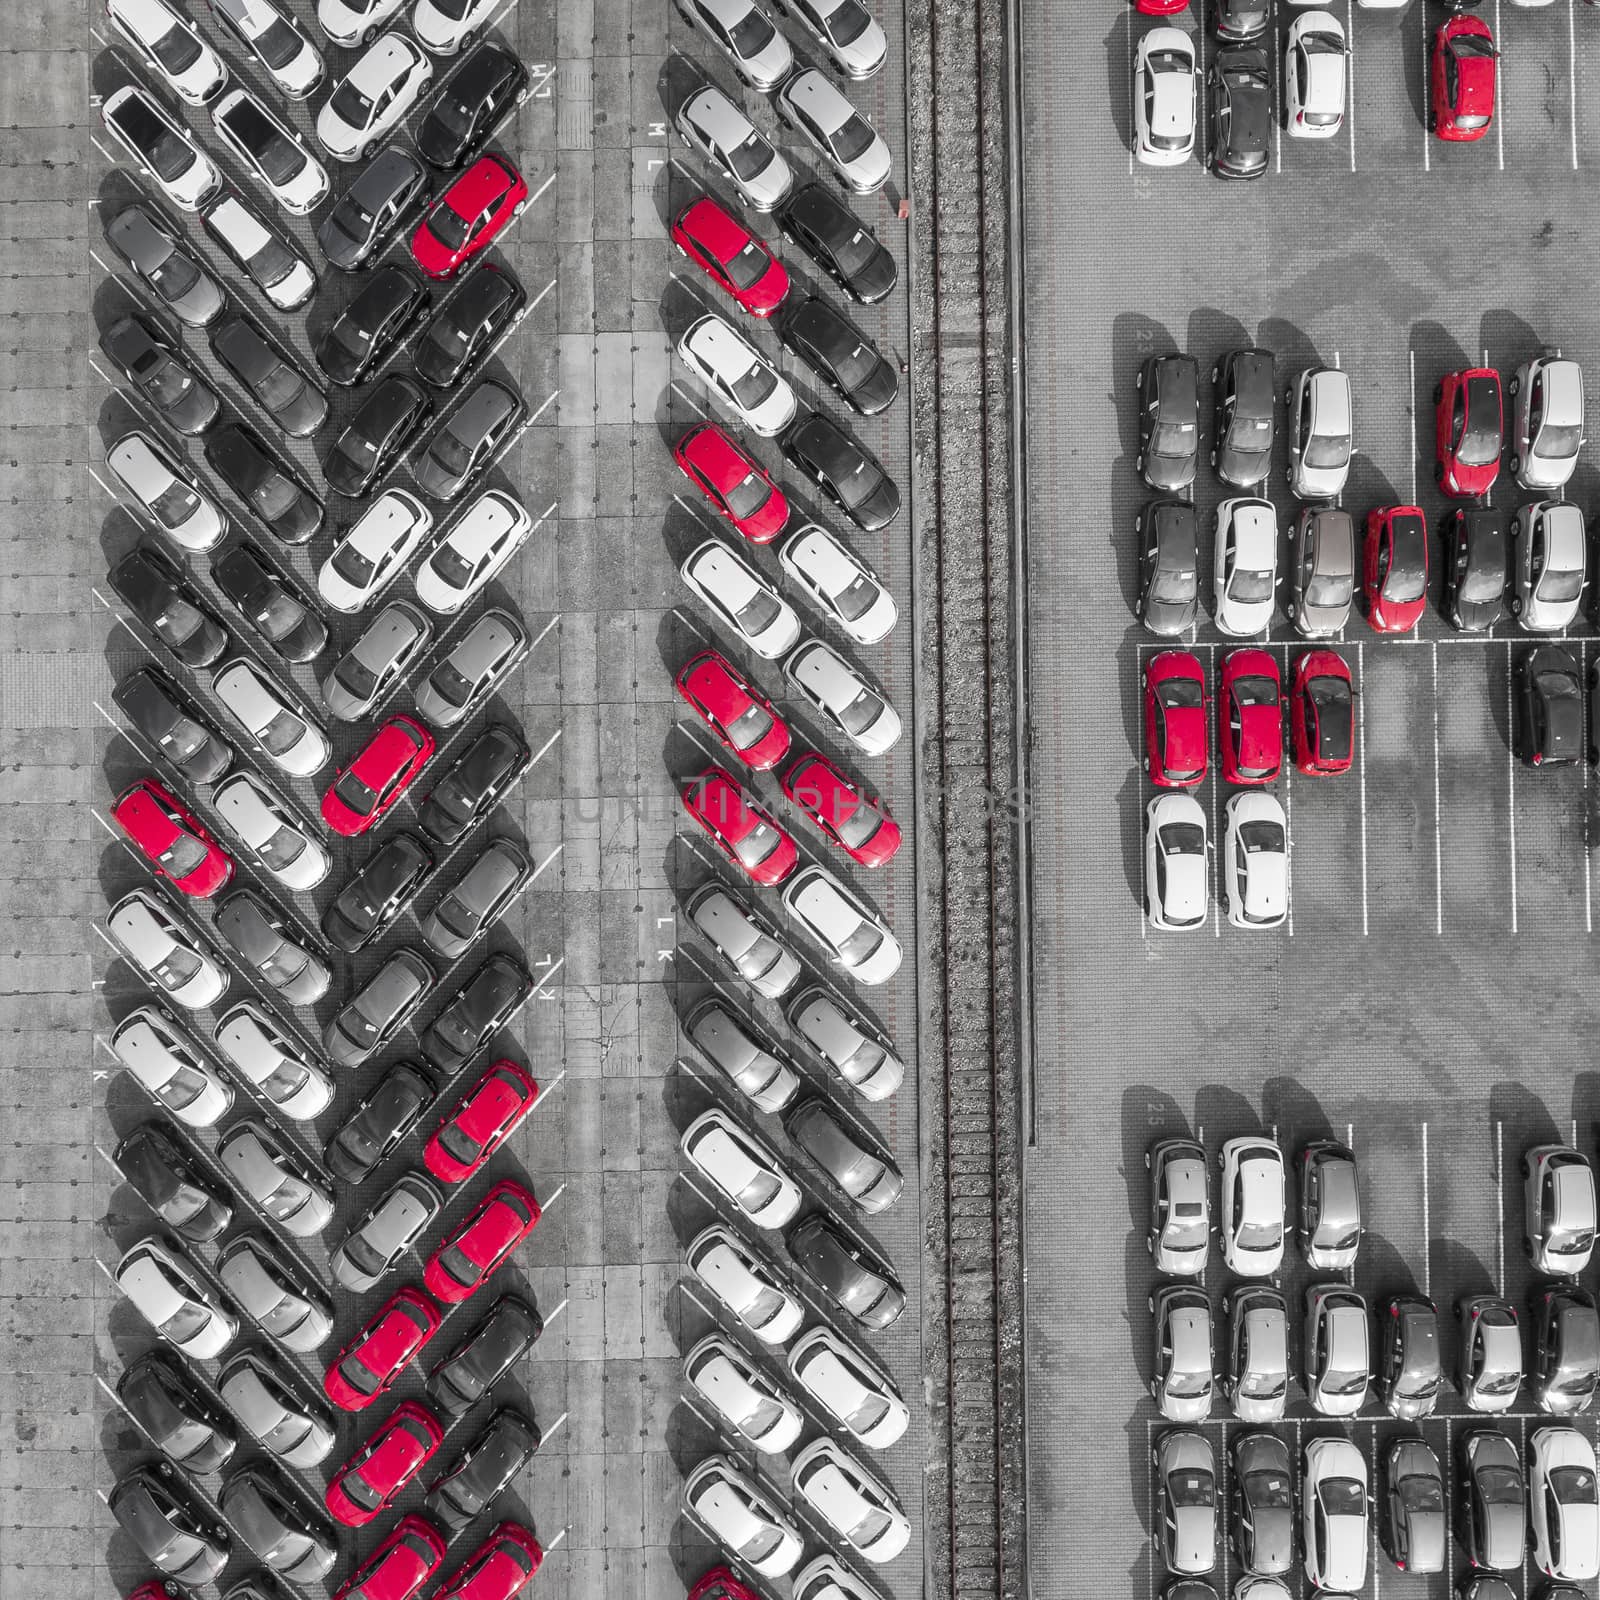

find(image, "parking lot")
[1022,0,1600,1595]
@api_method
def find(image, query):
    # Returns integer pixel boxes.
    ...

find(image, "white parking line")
[1196,27,1209,171]
[1583,640,1593,933]
[1495,1119,1506,1291]
[1356,639,1368,936]
[1421,0,1432,172]
[1408,348,1419,503]
[1280,642,1294,938]
[1569,0,1580,168]
[1346,0,1358,173]
[1506,649,1518,932]
[1431,642,1443,935]
[1494,0,1506,170]
[1420,1120,1431,1296]
[1273,23,1284,174]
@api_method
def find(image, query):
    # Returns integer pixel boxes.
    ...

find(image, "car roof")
[681,193,753,259]
[1227,501,1277,560]
[784,68,853,129]
[685,85,754,143]
[442,154,519,215]
[347,31,419,91]
[1538,502,1586,563]
[1538,358,1585,421]
[347,489,429,552]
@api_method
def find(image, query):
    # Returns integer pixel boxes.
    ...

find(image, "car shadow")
[1104,9,1135,157]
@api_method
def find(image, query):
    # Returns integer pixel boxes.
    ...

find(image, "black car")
[324,949,438,1069]
[315,262,431,387]
[786,1213,906,1329]
[109,543,229,667]
[322,831,436,951]
[419,838,533,961]
[417,40,529,169]
[783,1096,903,1213]
[201,190,316,312]
[1137,352,1199,492]
[420,952,536,1074]
[1217,0,1270,39]
[1212,347,1275,486]
[209,315,328,437]
[1442,507,1507,632]
[106,204,226,328]
[1135,500,1198,637]
[415,263,526,389]
[418,723,532,846]
[782,410,899,531]
[423,1406,541,1533]
[324,372,434,496]
[1531,1284,1600,1415]
[219,1463,337,1584]
[426,1294,544,1417]
[776,294,898,416]
[1515,644,1582,767]
[100,314,220,435]
[110,1463,231,1585]
[323,1060,438,1185]
[118,1350,237,1475]
[212,541,330,663]
[113,1121,234,1243]
[216,889,331,1006]
[205,422,324,544]
[412,377,524,500]
[113,666,233,784]
[1209,45,1270,181]
[1379,1294,1441,1420]
[775,181,896,304]
[317,145,427,271]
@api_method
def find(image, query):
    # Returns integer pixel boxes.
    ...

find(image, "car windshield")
[430,542,480,590]
[257,589,304,637]
[160,834,208,877]
[837,920,885,963]
[742,1527,783,1565]
[341,1471,385,1513]
[242,122,301,184]
[830,570,880,621]
[1229,564,1274,604]
[344,1232,391,1276]
[732,820,782,870]
[251,233,294,282]
[254,707,304,756]
[1454,34,1496,58]
[1554,1467,1598,1503]
[330,80,377,129]
[332,541,378,588]
[258,943,308,986]
[431,661,478,707]
[334,769,378,812]
[725,238,769,289]
[254,18,302,69]
[430,427,478,477]
[152,947,202,988]
[737,1168,781,1211]
[1160,821,1205,856]
[149,479,201,528]
[435,891,485,942]
[148,20,202,72]
[256,365,303,411]
[339,1353,383,1396]
[1233,674,1277,710]
[736,588,782,635]
[831,113,877,166]
[1400,1473,1445,1511]
[730,362,779,412]
[1538,565,1585,603]
[429,203,474,253]
[261,1058,309,1099]
[838,687,884,736]
[1320,1477,1364,1515]
[1153,565,1196,603]
[439,1122,482,1165]
[722,470,771,519]
[824,0,872,43]
[727,131,774,183]
[140,356,190,408]
[1247,1470,1291,1509]
[729,8,776,52]
[1306,573,1349,607]
[431,91,479,137]
[1152,416,1195,458]
[146,125,194,182]
[336,655,381,701]
[849,1504,893,1545]
[1325,1359,1367,1396]
[1169,1470,1214,1509]
[1537,670,1581,705]
[1166,1362,1210,1399]
[1479,1466,1522,1502]
[148,251,201,300]
[727,701,774,749]
[835,803,882,850]
[161,1300,210,1343]
[1241,1364,1286,1399]
[1305,430,1351,469]
[1539,421,1582,458]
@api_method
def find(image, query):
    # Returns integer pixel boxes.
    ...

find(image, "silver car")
[418,838,532,961]
[1150,1283,1214,1423]
[1459,1293,1523,1413]
[319,600,433,721]
[211,771,330,893]
[1285,508,1354,638]
[1224,1286,1288,1423]
[1286,365,1352,500]
[107,431,226,552]
[218,1348,335,1467]
[112,1005,235,1125]
[1512,501,1588,632]
[675,0,793,88]
[102,84,222,211]
[684,883,802,999]
[1526,1147,1600,1274]
[212,1000,334,1120]
[216,1119,335,1237]
[1154,1429,1217,1575]
[784,983,904,1100]
[681,538,802,658]
[106,204,226,327]
[1298,1139,1362,1270]
[1304,1283,1369,1417]
[1232,1431,1294,1576]
[414,607,529,727]
[215,889,332,1006]
[1148,1137,1209,1276]
[685,998,800,1113]
[775,69,891,194]
[1511,354,1586,490]
[116,1235,238,1360]
[684,1331,805,1453]
[676,85,794,212]
[216,1233,333,1352]
[212,657,331,777]
[210,0,325,98]
[783,638,902,756]
[686,1222,804,1345]
[772,0,887,79]
[782,865,902,986]
[784,1097,903,1214]
[331,1173,443,1293]
[323,948,436,1068]
[107,892,230,1012]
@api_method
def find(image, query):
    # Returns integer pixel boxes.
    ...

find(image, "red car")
[1216,650,1282,787]
[675,649,791,771]
[423,1179,541,1304]
[436,1523,544,1600]
[1135,0,1187,11]
[1142,650,1208,788]
[411,155,529,280]
[781,752,902,868]
[671,195,789,318]
[1431,15,1497,142]
[1292,650,1355,776]
[111,777,234,897]
[322,714,436,837]
[1363,506,1430,633]
[674,422,789,544]
[325,1287,443,1412]
[332,1515,448,1600]
[424,1059,541,1184]
[325,1402,445,1526]
[1434,368,1502,498]
[688,1571,762,1600]
[682,766,798,886]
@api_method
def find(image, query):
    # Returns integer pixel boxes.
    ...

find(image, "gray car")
[216,1119,335,1238]
[1383,1438,1445,1574]
[1136,501,1199,638]
[1286,508,1355,638]
[1231,1431,1293,1575]
[1298,1139,1362,1270]
[331,1172,443,1293]
[113,1119,233,1243]
[685,998,800,1113]
[1533,1285,1600,1416]
[1460,1294,1522,1413]
[786,1213,905,1329]
[784,984,905,1101]
[324,948,437,1068]
[1154,1428,1217,1575]
[117,1349,237,1475]
[210,315,329,437]
[424,1405,542,1533]
[1212,347,1276,485]
[418,838,532,960]
[1148,1137,1209,1276]
[110,1464,230,1584]
[319,600,433,721]
[106,204,225,326]
[1224,1286,1288,1422]
[1461,1428,1526,1570]
[215,889,331,1005]
[1150,1282,1214,1423]
[219,1463,337,1584]
[1380,1293,1441,1419]
[218,1347,335,1466]
[101,313,221,435]
[316,144,427,270]
[415,606,529,727]
[412,377,526,500]
[216,1233,333,1353]
[684,882,801,999]
[784,1097,904,1214]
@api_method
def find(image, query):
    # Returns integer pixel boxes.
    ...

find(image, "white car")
[685,1333,805,1453]
[686,1223,805,1345]
[111,1004,235,1125]
[784,638,902,756]
[1134,28,1196,166]
[213,1000,335,1120]
[788,1325,909,1449]
[101,85,222,211]
[1286,12,1347,140]
[1223,791,1288,930]
[1301,1436,1367,1593]
[677,0,793,88]
[1287,366,1352,500]
[412,0,504,54]
[106,0,228,103]
[773,0,886,79]
[681,539,802,658]
[681,1108,803,1229]
[782,865,902,986]
[1525,1146,1597,1275]
[212,87,331,215]
[1531,1426,1600,1581]
[1214,498,1277,636]
[201,191,316,311]
[107,890,230,1011]
[1512,500,1587,633]
[677,313,798,436]
[780,523,897,644]
[212,771,330,891]
[1511,355,1585,490]
[316,32,434,160]
[317,0,407,47]
[317,489,433,613]
[676,86,795,213]
[682,1456,804,1578]
[776,69,890,194]
[1144,793,1207,932]
[210,0,325,98]
[1220,1136,1285,1277]
[116,1237,239,1359]
[211,657,331,777]
[413,489,532,613]
[106,431,226,553]
[791,1438,910,1565]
